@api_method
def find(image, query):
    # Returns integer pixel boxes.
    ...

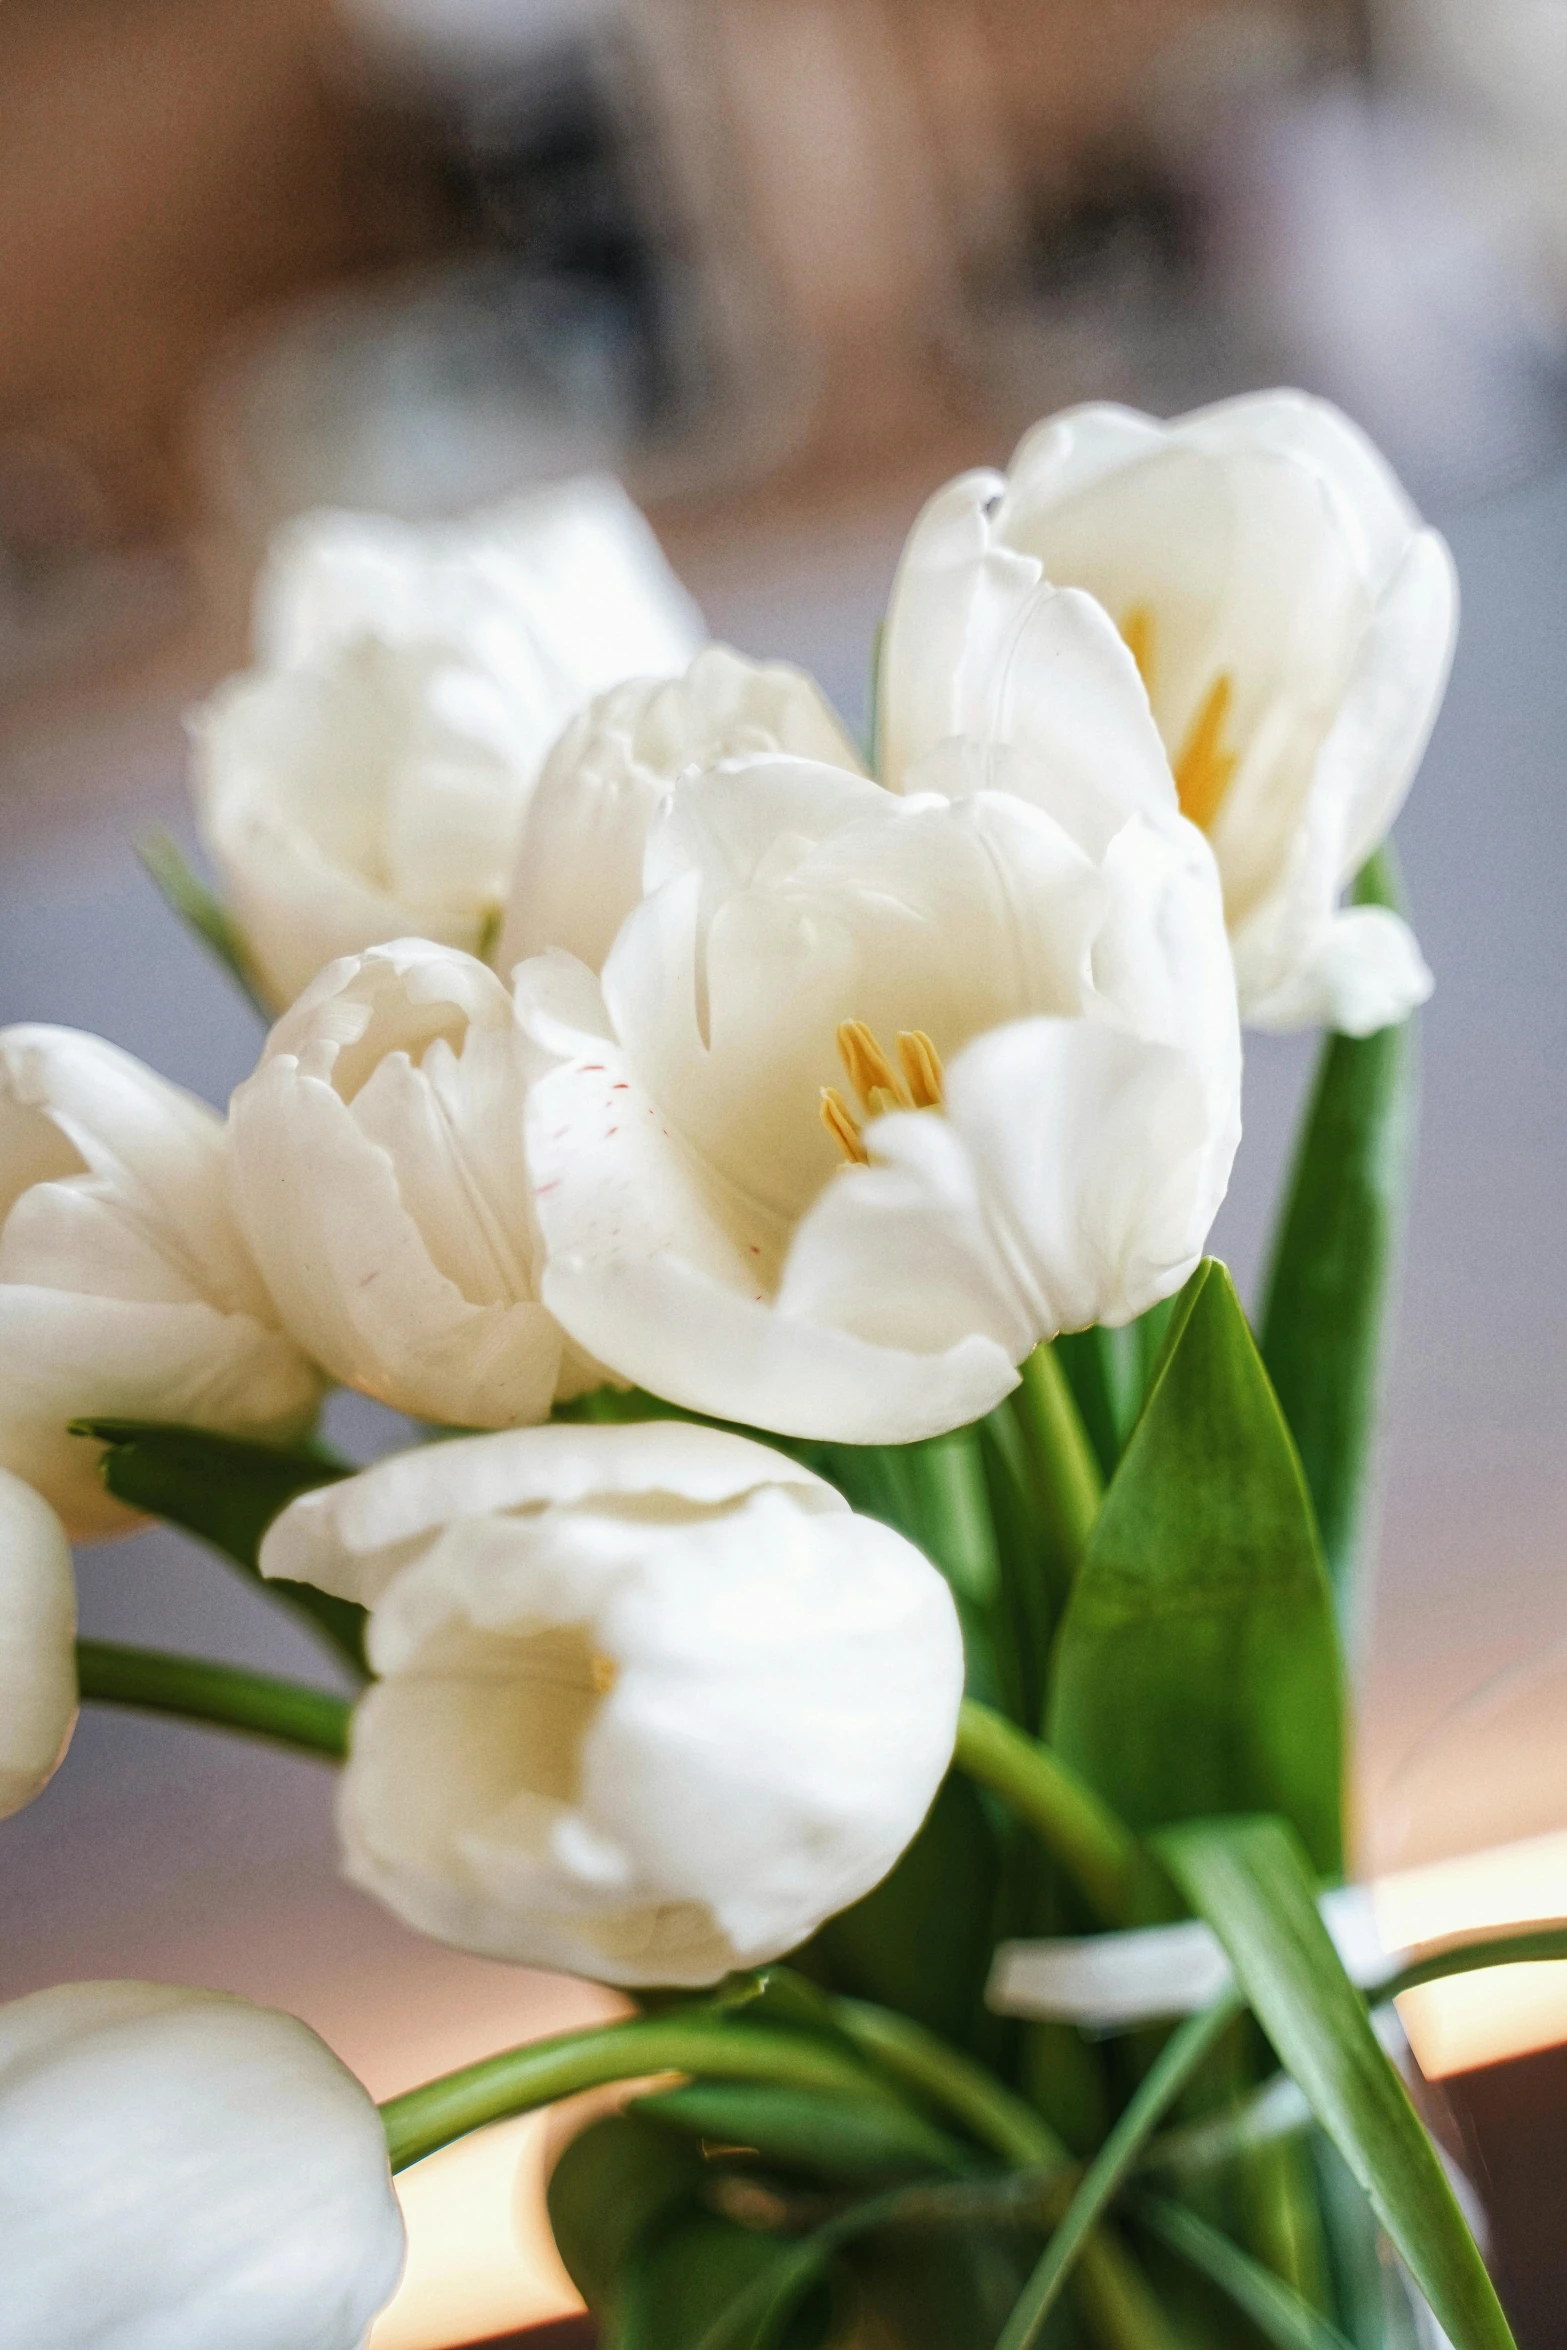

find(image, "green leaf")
[1135,2194,1354,2350]
[993,1994,1243,2350]
[546,2112,703,2318]
[1259,849,1418,1604]
[135,827,273,1021]
[76,1419,365,1676]
[1053,1329,1127,1487]
[1155,1815,1516,2350]
[623,2212,830,2350]
[631,2081,977,2180]
[1047,1261,1344,1879]
[805,1770,1002,2047]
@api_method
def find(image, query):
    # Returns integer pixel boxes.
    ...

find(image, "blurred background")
[4,0,1567,2341]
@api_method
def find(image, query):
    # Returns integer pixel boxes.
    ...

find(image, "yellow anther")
[1121,603,1156,692]
[1174,673,1238,833]
[820,1086,869,1165]
[590,1652,619,1695]
[836,1020,911,1114]
[896,1029,945,1111]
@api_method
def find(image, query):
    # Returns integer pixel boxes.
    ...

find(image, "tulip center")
[820,1021,945,1165]
[1121,604,1238,834]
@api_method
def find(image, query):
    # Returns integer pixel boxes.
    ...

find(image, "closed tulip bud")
[261,1423,965,1988]
[0,1980,405,2350]
[0,1468,76,1818]
[0,1027,322,1537]
[190,479,705,1010]
[497,643,864,975]
[229,938,586,1428]
[882,391,1455,1035]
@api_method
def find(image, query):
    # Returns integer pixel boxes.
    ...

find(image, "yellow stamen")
[590,1652,619,1695]
[1174,672,1238,833]
[1121,603,1156,692]
[836,1019,911,1113]
[896,1029,945,1111]
[821,1086,869,1165]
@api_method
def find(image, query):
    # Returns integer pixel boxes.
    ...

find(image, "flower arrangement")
[0,396,1542,2350]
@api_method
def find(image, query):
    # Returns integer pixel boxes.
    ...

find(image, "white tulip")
[0,1469,76,1818]
[260,1422,965,1987]
[190,478,705,1009]
[0,1980,404,2350]
[882,391,1457,1035]
[0,1028,322,1538]
[517,699,1240,1445]
[228,938,590,1428]
[497,643,864,975]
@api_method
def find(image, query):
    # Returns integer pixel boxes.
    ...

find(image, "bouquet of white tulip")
[0,398,1541,2350]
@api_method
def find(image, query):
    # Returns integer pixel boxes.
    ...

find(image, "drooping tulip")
[261,1422,965,1987]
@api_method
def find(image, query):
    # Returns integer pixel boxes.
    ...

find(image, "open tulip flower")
[882,391,1455,1035]
[0,1025,321,1534]
[520,696,1240,1444]
[9,402,1513,2350]
[190,478,705,1010]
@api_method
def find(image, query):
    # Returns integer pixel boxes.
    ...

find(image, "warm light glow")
[369,2115,582,2350]
[1375,1827,1567,2077]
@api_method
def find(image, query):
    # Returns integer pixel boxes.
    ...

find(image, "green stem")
[1135,2194,1355,2350]
[379,2016,915,2172]
[827,1997,1173,2350]
[1380,1921,1567,1999]
[995,1991,1244,2350]
[1012,1342,1104,1576]
[953,1698,1142,1926]
[75,1639,351,1758]
[828,1993,1067,2169]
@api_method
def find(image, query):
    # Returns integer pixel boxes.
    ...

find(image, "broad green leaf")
[546,2112,703,2318]
[135,827,272,1021]
[76,1419,364,1674]
[1135,2194,1354,2350]
[622,2212,830,2350]
[1156,1815,1516,2350]
[1259,850,1417,1603]
[630,2081,975,2180]
[1310,2131,1424,2350]
[1047,1262,1344,1878]
[803,1770,1002,2047]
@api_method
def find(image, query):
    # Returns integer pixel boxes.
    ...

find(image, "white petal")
[0,1289,321,1539]
[0,1981,403,2350]
[1171,389,1421,590]
[0,1469,76,1818]
[1322,529,1459,881]
[260,1419,839,1604]
[1241,904,1433,1038]
[993,402,1169,531]
[526,1014,1020,1444]
[878,470,1037,786]
[942,1013,1240,1335]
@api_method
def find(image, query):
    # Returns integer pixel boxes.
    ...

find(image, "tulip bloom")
[0,1469,76,1818]
[0,1980,404,2349]
[228,939,590,1428]
[190,479,705,1009]
[497,643,863,975]
[882,391,1456,1034]
[519,643,1240,1443]
[261,1423,965,1986]
[0,1028,322,1536]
